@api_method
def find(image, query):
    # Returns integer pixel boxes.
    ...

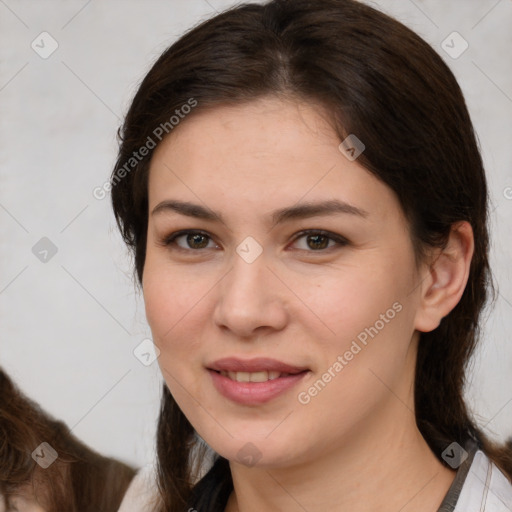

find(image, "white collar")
[452,449,512,511]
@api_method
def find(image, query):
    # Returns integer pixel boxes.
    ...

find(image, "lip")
[206,357,310,405]
[207,357,309,374]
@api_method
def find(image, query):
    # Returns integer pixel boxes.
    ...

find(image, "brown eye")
[291,230,348,252]
[183,233,210,249]
[305,234,330,250]
[161,230,217,251]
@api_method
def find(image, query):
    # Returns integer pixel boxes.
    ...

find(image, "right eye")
[159,230,219,252]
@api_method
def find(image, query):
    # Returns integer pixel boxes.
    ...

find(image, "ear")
[414,221,474,333]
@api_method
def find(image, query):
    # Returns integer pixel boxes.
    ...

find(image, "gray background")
[1,0,511,469]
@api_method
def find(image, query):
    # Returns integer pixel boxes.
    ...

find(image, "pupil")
[308,234,327,250]
[189,234,208,249]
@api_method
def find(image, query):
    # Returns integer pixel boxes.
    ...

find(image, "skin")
[143,95,474,511]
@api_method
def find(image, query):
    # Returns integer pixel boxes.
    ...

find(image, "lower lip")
[208,369,309,405]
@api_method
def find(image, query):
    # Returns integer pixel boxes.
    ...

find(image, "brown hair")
[110,0,512,510]
[0,367,135,511]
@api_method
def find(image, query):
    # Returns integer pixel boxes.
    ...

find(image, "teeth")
[234,371,250,382]
[220,370,283,382]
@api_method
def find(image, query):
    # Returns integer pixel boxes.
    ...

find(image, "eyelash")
[159,229,349,254]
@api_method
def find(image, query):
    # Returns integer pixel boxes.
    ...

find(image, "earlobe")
[414,221,474,333]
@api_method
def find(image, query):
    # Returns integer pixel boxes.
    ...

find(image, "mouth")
[214,369,301,382]
[206,357,310,405]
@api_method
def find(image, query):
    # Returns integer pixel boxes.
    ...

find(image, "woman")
[110,0,512,511]
[2,0,511,511]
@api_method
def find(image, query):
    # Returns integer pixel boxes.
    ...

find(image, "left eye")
[291,230,348,251]
[160,229,348,252]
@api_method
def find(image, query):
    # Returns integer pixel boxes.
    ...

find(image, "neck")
[226,415,455,512]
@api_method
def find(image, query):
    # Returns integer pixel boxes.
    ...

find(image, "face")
[143,96,425,468]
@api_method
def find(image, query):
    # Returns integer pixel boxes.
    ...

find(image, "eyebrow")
[151,199,368,226]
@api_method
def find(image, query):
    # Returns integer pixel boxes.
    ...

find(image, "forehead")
[147,96,401,224]
[151,96,338,163]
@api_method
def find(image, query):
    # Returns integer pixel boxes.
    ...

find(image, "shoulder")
[117,463,161,512]
[456,449,512,511]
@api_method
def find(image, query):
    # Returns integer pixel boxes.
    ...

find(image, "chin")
[199,429,303,470]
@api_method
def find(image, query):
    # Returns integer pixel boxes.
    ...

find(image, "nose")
[213,249,288,339]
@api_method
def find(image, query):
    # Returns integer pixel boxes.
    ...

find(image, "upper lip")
[207,357,309,374]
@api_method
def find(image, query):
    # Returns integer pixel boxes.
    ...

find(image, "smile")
[219,370,283,382]
[208,368,310,405]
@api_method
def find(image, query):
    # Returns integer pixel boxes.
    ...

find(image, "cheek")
[142,256,225,383]
[339,266,417,374]
[301,260,418,399]
[143,270,174,342]
[300,264,407,341]
[142,261,200,349]
[142,267,208,403]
